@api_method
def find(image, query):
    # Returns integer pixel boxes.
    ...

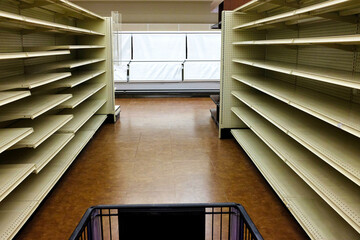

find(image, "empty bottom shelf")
[231,129,359,240]
[0,164,35,202]
[232,106,360,232]
[81,115,107,132]
[0,130,94,240]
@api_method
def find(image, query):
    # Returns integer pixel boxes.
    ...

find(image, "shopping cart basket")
[70,203,263,240]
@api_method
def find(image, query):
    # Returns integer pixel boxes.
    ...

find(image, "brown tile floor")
[16,97,309,240]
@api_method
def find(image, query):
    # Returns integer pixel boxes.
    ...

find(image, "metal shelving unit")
[232,74,360,138]
[220,0,360,238]
[0,0,115,238]
[232,59,360,89]
[232,106,360,232]
[0,72,71,91]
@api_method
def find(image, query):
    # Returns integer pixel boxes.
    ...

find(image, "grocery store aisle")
[16,98,308,240]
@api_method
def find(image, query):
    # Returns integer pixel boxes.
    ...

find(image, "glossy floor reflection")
[16,98,309,240]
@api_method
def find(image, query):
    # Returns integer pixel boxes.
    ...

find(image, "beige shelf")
[233,0,360,30]
[0,133,74,173]
[232,74,360,138]
[0,130,93,240]
[5,130,93,202]
[233,34,360,45]
[0,50,69,60]
[0,72,71,91]
[9,115,73,149]
[0,200,37,240]
[0,9,104,35]
[0,91,31,107]
[58,99,106,133]
[34,59,105,73]
[0,128,34,154]
[25,45,105,51]
[81,115,107,132]
[0,94,72,122]
[52,70,105,88]
[43,0,104,20]
[0,164,35,202]
[232,90,360,186]
[231,129,360,239]
[233,59,360,89]
[232,106,360,232]
[59,83,106,108]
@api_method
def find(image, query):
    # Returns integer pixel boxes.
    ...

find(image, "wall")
[71,1,217,24]
[224,0,252,10]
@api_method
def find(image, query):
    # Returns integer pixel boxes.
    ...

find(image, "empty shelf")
[0,164,35,202]
[232,89,360,186]
[52,70,105,88]
[0,130,93,240]
[0,133,74,173]
[25,45,105,51]
[0,50,69,60]
[58,99,106,133]
[0,72,71,91]
[6,130,93,202]
[233,34,360,45]
[45,0,103,20]
[0,199,37,240]
[59,83,106,108]
[232,106,360,232]
[231,129,360,240]
[33,59,105,73]
[233,59,360,89]
[0,94,72,122]
[81,115,107,132]
[232,74,360,138]
[0,128,34,154]
[9,115,73,149]
[233,0,360,30]
[0,91,31,106]
[0,9,104,35]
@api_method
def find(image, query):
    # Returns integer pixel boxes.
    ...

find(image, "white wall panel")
[184,61,220,81]
[114,34,131,61]
[132,34,186,60]
[114,62,128,82]
[187,33,221,60]
[129,62,182,82]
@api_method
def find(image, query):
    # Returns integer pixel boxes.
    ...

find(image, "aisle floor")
[16,98,308,240]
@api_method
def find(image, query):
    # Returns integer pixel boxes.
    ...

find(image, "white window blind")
[132,34,186,60]
[115,34,132,61]
[129,62,183,81]
[184,61,220,81]
[187,34,221,60]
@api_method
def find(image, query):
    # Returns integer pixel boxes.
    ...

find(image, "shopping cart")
[70,203,263,240]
